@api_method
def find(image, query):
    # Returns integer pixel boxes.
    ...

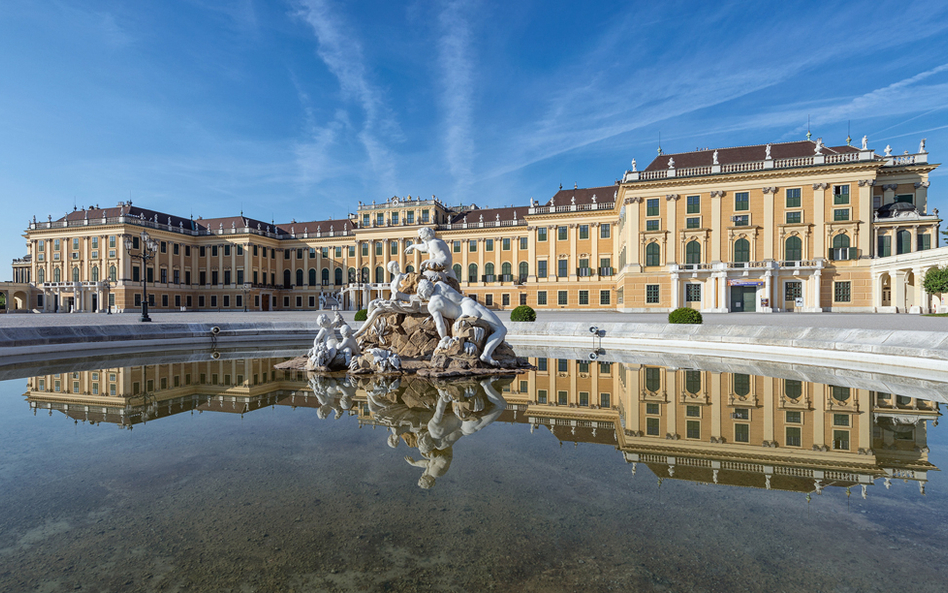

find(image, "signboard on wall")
[727,279,764,287]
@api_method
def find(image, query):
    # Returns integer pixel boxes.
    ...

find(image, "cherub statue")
[405,227,454,276]
[416,279,507,365]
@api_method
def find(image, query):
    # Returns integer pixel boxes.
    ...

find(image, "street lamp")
[241,283,252,312]
[124,230,159,322]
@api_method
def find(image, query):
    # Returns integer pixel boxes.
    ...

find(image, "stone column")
[590,224,599,276]
[710,372,722,441]
[548,226,557,280]
[528,227,537,281]
[872,272,883,311]
[665,195,680,264]
[914,267,928,313]
[910,225,918,253]
[670,269,680,309]
[812,268,822,311]
[763,267,773,313]
[763,378,774,444]
[569,225,578,280]
[858,180,873,256]
[915,181,930,213]
[762,187,776,260]
[625,197,642,272]
[893,270,907,312]
[813,386,825,449]
[812,183,828,256]
[710,191,723,262]
[882,183,897,206]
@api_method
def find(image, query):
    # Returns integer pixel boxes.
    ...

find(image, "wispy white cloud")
[436,0,476,197]
[293,0,399,190]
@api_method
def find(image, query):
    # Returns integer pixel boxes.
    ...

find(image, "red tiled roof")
[644,140,861,171]
[545,185,617,207]
[448,205,530,225]
[275,218,353,235]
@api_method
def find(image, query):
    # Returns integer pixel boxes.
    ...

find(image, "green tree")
[923,267,948,295]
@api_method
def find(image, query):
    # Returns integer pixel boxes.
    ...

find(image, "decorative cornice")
[916,181,931,189]
[857,179,875,187]
[812,183,829,190]
[882,184,899,191]
[665,194,680,201]
[762,187,777,194]
[624,196,643,204]
[709,190,725,198]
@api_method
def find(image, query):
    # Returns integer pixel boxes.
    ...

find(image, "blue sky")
[2,0,948,277]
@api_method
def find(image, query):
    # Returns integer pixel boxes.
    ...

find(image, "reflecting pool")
[1,350,946,592]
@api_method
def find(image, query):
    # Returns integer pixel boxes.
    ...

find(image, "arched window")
[645,368,661,392]
[334,268,343,285]
[784,236,802,261]
[375,266,384,283]
[685,370,701,394]
[321,268,330,285]
[833,233,850,249]
[468,263,478,283]
[501,262,512,277]
[348,267,356,283]
[296,269,303,287]
[485,262,495,278]
[452,264,462,280]
[897,229,912,255]
[685,240,701,265]
[831,385,850,402]
[37,268,44,284]
[308,269,317,286]
[645,243,661,266]
[361,267,369,283]
[733,373,750,396]
[54,268,61,283]
[519,261,529,279]
[283,269,291,287]
[109,265,116,282]
[91,266,99,282]
[733,238,750,263]
[72,267,80,282]
[405,265,414,273]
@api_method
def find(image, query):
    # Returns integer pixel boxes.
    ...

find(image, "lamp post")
[241,283,252,312]
[124,230,158,322]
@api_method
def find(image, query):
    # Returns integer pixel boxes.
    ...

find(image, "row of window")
[361,209,432,226]
[643,186,851,218]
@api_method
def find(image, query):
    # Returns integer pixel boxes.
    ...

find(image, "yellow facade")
[11,138,942,314]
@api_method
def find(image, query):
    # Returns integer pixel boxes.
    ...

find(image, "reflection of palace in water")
[27,356,939,495]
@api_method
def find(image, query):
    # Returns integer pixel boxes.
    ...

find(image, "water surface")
[1,353,945,592]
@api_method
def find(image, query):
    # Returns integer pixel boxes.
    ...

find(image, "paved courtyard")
[1,309,946,332]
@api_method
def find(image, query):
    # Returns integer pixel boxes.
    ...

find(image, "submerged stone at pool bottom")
[1,357,946,592]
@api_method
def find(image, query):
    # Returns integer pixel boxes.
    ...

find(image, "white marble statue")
[416,278,507,366]
[861,135,868,150]
[631,158,637,171]
[667,157,675,169]
[712,150,718,165]
[355,261,423,338]
[920,138,927,153]
[404,227,454,277]
[884,144,892,156]
[765,143,772,159]
[814,138,823,155]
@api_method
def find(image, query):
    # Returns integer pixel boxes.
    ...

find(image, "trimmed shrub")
[510,305,536,322]
[354,309,368,321]
[668,307,702,324]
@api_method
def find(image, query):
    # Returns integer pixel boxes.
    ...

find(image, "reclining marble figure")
[416,278,507,366]
[354,261,422,338]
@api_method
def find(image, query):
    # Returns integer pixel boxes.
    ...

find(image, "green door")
[730,286,757,312]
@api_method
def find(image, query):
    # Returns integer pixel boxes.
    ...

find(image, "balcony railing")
[621,149,926,183]
[27,215,353,239]
[598,267,614,276]
[576,267,593,277]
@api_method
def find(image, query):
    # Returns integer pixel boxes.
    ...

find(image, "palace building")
[4,136,942,314]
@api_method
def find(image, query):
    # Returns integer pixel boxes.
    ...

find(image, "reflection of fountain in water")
[308,374,511,489]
